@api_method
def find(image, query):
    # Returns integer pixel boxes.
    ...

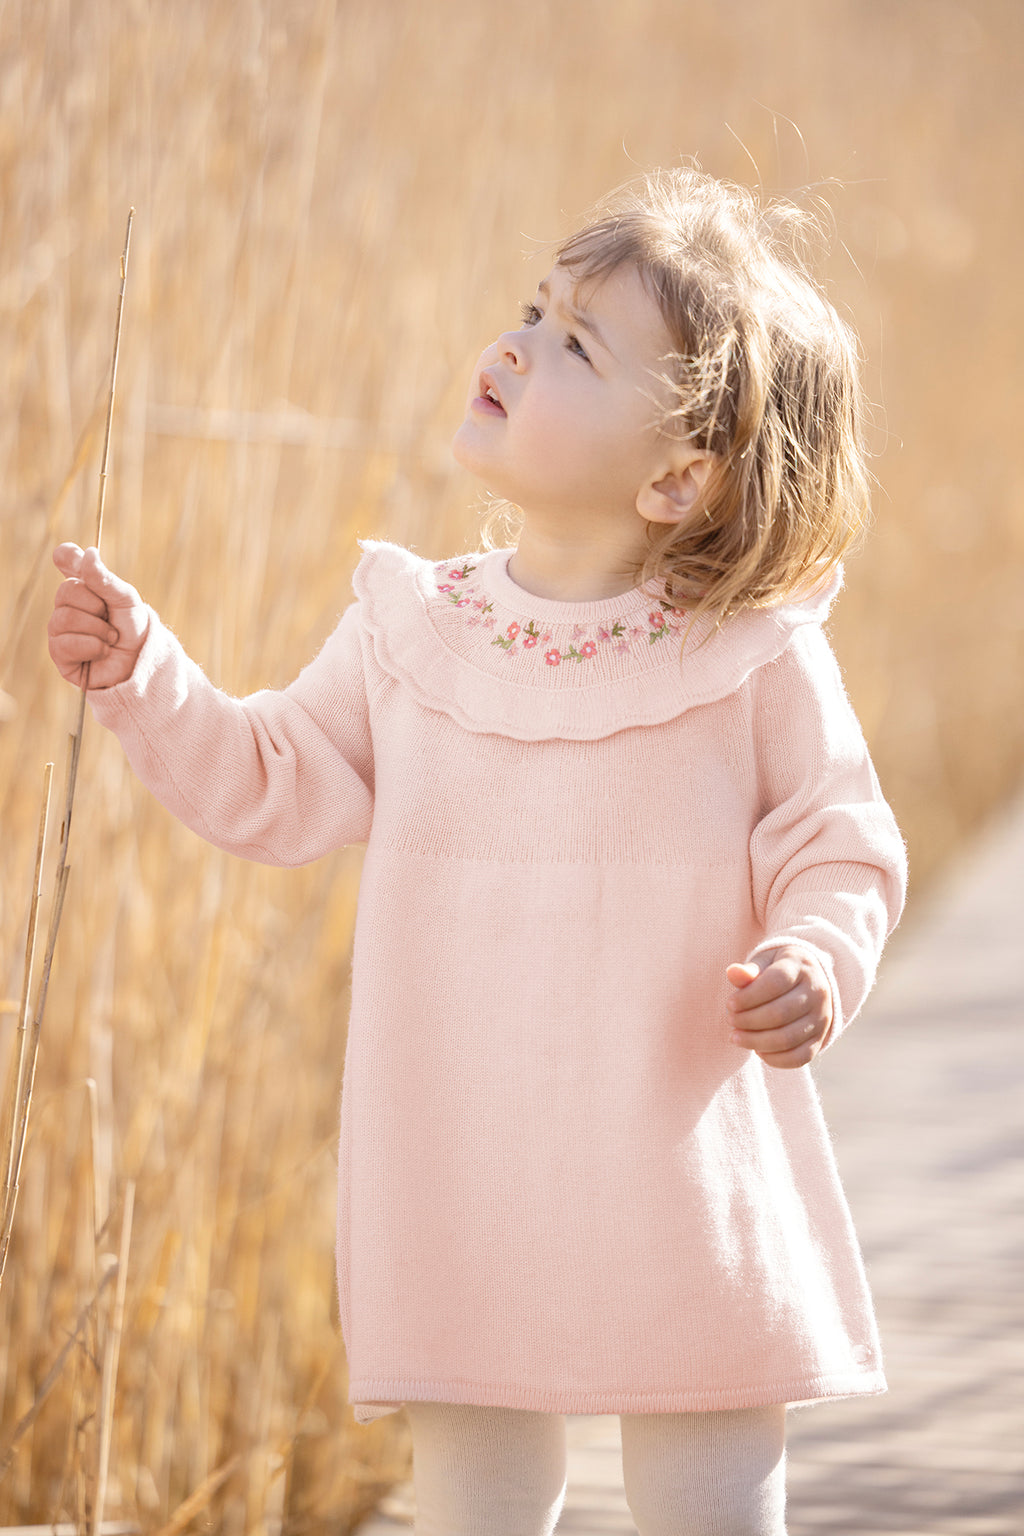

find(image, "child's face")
[452,261,678,534]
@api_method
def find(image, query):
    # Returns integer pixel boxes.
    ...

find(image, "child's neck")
[507,527,644,603]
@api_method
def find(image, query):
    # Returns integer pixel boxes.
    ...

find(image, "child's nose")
[497,331,527,370]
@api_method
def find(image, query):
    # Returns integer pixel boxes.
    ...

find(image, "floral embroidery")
[433,560,686,666]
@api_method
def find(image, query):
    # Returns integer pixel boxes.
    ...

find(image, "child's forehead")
[557,257,669,326]
[546,257,650,313]
[546,259,672,350]
[552,254,629,299]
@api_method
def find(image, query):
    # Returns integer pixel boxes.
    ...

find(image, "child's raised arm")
[46,544,374,867]
[48,544,149,689]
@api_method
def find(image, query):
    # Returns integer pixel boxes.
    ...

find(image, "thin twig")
[85,1075,104,1240]
[146,1454,243,1536]
[63,206,134,863]
[0,211,134,1296]
[95,207,133,551]
[0,1260,117,1477]
[0,763,54,1287]
[91,1181,134,1536]
[0,388,107,693]
[1,763,53,1201]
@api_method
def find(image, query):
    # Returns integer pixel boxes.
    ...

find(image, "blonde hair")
[485,167,871,624]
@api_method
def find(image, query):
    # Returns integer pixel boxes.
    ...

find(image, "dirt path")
[358,793,1024,1534]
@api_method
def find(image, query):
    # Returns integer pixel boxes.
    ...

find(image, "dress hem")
[350,1368,886,1423]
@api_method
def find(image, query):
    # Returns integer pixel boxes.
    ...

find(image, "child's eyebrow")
[537,278,614,358]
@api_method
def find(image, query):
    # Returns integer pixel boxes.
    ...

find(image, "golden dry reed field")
[1,0,1022,1528]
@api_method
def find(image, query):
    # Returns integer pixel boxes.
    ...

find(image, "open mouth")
[475,372,506,415]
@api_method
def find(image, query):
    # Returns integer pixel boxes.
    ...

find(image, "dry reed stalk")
[0,395,107,695]
[91,1181,135,1536]
[0,207,135,1520]
[147,1453,243,1536]
[0,1260,118,1479]
[0,762,54,1288]
[62,205,133,857]
[0,206,133,1278]
[85,1076,106,1243]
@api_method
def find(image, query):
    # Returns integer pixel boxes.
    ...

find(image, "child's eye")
[517,300,591,365]
[565,332,591,364]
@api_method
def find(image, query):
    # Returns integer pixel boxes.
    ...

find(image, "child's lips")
[473,371,506,416]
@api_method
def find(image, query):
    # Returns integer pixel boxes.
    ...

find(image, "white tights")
[406,1400,787,1536]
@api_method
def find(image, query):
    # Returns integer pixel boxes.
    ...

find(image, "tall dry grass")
[2,0,1023,1528]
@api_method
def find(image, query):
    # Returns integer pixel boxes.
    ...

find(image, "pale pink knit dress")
[89,540,906,1424]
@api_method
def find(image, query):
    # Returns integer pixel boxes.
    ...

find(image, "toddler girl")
[49,168,907,1536]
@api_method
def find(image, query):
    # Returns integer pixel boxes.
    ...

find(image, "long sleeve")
[88,600,374,866]
[747,623,907,1044]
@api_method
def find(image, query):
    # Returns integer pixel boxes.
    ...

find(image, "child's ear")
[636,452,716,525]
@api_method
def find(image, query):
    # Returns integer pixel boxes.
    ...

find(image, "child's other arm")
[731,624,907,1062]
[47,544,374,865]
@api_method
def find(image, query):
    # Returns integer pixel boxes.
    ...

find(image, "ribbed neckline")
[481,549,668,627]
[428,548,697,680]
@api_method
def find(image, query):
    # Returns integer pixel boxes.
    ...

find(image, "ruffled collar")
[353,541,840,742]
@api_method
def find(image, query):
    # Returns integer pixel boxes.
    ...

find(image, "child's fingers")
[730,979,816,1029]
[48,601,119,646]
[739,1033,824,1070]
[731,1008,823,1051]
[53,542,86,577]
[725,961,760,989]
[77,546,144,613]
[727,956,804,1015]
[48,623,111,686]
[53,575,111,620]
[726,945,832,1068]
[49,627,113,666]
[731,1002,829,1070]
[53,544,142,613]
[49,544,148,689]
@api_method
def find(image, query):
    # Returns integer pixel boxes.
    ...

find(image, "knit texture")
[89,541,907,1425]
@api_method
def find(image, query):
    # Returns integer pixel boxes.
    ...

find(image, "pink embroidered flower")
[435,569,686,671]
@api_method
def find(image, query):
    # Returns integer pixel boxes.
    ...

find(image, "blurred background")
[1,0,1022,1528]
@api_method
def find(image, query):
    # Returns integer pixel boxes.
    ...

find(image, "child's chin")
[450,421,487,475]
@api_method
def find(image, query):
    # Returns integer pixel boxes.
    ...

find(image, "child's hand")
[48,544,149,690]
[725,945,833,1068]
